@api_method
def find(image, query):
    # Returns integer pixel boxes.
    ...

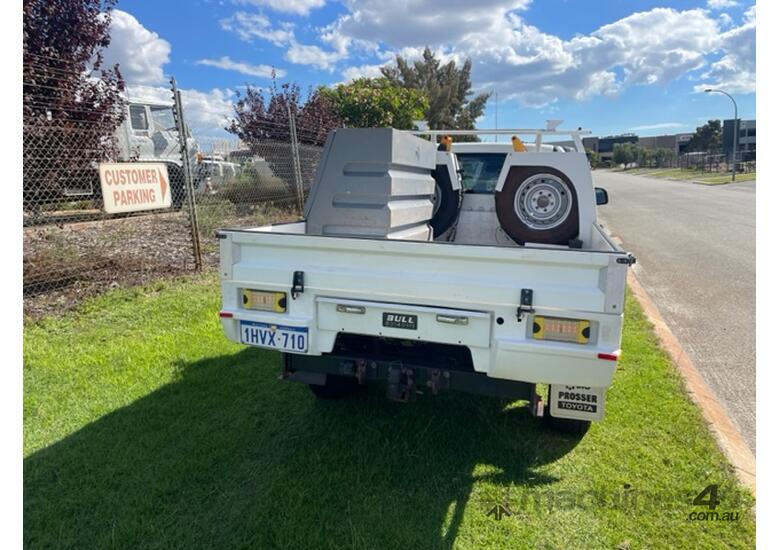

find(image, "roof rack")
[408,126,592,153]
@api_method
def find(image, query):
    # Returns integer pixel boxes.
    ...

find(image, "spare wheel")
[495,166,579,245]
[430,164,462,238]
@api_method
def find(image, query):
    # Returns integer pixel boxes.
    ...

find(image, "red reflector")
[219,311,233,318]
[598,352,619,361]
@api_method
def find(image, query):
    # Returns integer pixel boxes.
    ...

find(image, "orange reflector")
[598,352,619,361]
[219,311,233,318]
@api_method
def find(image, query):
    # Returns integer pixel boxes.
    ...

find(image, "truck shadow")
[25,348,583,549]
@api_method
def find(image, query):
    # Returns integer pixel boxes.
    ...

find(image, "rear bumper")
[220,311,620,388]
[282,353,537,402]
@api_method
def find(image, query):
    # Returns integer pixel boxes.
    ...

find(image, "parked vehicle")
[194,155,241,193]
[114,99,200,206]
[217,126,633,434]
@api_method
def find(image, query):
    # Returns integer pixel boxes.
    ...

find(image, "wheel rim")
[513,174,572,230]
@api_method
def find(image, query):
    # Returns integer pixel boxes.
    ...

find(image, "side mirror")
[595,187,609,205]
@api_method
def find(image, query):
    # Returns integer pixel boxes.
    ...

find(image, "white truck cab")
[114,99,201,205]
[217,127,633,435]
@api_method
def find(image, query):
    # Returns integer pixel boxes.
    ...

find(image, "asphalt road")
[595,171,756,452]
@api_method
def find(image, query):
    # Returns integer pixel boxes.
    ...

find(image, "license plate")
[240,321,308,352]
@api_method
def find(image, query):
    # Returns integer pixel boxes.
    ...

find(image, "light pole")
[704,88,738,182]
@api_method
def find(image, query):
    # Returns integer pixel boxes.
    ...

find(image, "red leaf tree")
[23,0,126,210]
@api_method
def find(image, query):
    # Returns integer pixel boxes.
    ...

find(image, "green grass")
[24,274,755,549]
[693,173,757,184]
[613,167,757,184]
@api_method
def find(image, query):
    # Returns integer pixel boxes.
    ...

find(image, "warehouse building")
[722,119,756,161]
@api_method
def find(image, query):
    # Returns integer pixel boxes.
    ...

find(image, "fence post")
[287,104,305,215]
[170,77,203,271]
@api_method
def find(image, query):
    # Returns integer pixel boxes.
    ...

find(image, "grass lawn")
[611,167,757,184]
[24,273,755,549]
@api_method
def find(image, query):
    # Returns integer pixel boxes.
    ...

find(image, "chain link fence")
[23,57,322,318]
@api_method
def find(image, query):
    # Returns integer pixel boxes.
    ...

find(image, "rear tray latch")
[291,270,305,300]
[516,288,535,321]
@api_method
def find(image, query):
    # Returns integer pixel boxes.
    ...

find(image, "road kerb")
[625,267,756,494]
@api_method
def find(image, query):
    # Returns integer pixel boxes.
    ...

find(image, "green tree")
[652,147,675,168]
[319,78,428,129]
[686,119,722,152]
[612,143,635,168]
[586,148,599,169]
[380,47,490,139]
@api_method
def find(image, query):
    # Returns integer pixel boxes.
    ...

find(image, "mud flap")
[549,385,605,421]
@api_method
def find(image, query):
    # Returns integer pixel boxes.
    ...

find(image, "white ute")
[218,126,634,435]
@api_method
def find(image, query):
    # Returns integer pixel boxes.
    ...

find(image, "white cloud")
[102,10,171,85]
[341,63,387,81]
[629,122,685,131]
[333,0,532,49]
[196,56,284,78]
[220,12,294,46]
[707,0,739,9]
[325,3,754,105]
[238,0,326,16]
[126,85,235,139]
[285,42,345,70]
[694,5,755,94]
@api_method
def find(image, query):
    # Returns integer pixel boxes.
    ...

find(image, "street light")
[704,88,738,182]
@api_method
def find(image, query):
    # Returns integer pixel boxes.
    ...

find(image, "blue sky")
[102,0,756,146]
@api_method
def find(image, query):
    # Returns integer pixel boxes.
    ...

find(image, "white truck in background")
[114,99,201,206]
[217,127,633,435]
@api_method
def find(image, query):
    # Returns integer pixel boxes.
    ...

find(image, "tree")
[653,147,675,168]
[226,77,343,147]
[686,120,722,152]
[23,0,126,208]
[226,77,344,192]
[586,148,599,169]
[319,78,428,130]
[612,143,636,168]
[381,47,490,140]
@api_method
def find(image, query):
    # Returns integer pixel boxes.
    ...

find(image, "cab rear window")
[456,153,507,193]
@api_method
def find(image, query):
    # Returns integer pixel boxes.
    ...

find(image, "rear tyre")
[430,165,461,238]
[495,166,579,245]
[308,375,362,399]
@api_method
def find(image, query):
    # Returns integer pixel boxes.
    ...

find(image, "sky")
[100,0,757,147]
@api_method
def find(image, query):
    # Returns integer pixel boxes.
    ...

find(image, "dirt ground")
[23,205,297,319]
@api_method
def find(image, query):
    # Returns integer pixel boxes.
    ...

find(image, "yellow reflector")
[532,316,589,344]
[242,289,287,313]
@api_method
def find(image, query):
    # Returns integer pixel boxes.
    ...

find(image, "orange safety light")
[511,136,527,152]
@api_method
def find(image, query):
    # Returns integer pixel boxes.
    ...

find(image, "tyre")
[495,166,579,245]
[308,374,362,399]
[430,165,461,238]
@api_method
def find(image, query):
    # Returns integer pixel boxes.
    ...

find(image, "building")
[722,119,756,162]
[638,133,693,155]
